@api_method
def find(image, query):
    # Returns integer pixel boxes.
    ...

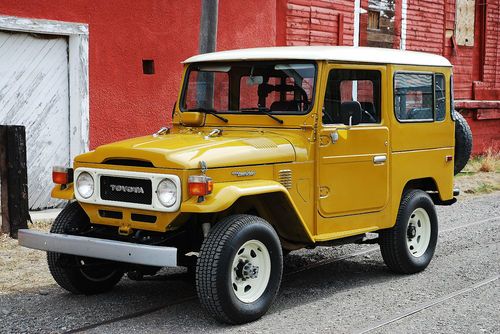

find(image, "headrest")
[340,101,362,126]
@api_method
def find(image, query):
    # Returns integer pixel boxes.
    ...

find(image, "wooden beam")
[0,126,10,235]
[0,125,29,238]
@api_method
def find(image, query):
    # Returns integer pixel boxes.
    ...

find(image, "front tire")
[379,190,438,274]
[196,214,283,324]
[47,202,124,295]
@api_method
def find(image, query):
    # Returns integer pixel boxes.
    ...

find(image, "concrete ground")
[0,192,499,334]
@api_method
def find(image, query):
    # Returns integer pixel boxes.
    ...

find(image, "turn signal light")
[188,175,213,196]
[52,166,73,185]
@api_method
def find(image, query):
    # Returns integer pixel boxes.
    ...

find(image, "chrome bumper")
[17,229,177,267]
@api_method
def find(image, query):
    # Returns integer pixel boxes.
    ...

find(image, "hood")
[76,130,297,169]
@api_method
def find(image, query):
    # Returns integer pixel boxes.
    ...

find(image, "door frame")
[0,15,89,160]
[314,62,391,226]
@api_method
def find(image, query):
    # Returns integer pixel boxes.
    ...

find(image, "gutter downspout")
[353,0,361,47]
[400,0,408,50]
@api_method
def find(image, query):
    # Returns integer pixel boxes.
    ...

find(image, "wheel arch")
[181,180,314,245]
[402,177,453,205]
[403,177,438,193]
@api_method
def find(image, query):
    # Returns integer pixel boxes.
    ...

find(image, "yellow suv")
[19,46,472,324]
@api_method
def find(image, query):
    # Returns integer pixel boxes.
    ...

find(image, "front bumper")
[18,229,177,267]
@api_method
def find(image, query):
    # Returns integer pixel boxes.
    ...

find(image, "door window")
[323,69,382,125]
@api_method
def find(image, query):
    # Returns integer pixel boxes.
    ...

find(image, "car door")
[318,64,389,218]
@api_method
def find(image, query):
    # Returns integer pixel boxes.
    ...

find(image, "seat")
[340,101,362,125]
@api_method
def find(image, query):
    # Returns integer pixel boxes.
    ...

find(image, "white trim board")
[0,15,89,161]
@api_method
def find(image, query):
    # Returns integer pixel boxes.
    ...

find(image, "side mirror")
[340,101,362,126]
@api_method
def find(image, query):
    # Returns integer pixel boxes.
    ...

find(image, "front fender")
[51,184,75,200]
[181,179,314,243]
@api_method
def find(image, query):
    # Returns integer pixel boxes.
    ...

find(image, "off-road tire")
[379,190,438,274]
[196,214,283,324]
[454,111,473,175]
[47,202,123,294]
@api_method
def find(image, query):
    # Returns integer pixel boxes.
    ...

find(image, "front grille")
[100,176,152,205]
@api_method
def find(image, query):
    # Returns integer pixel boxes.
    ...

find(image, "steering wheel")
[363,109,377,123]
[322,106,335,124]
[295,85,309,111]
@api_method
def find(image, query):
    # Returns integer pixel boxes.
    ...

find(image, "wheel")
[454,111,473,175]
[47,202,124,295]
[196,214,283,324]
[379,190,438,274]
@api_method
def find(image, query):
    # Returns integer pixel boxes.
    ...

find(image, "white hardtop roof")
[183,46,452,67]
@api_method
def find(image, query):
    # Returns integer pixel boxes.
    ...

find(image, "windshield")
[181,61,316,115]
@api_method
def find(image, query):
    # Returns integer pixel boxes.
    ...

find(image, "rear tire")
[196,214,283,324]
[379,190,438,274]
[47,202,123,295]
[454,111,473,175]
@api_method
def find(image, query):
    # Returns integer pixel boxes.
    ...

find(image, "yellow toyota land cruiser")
[19,46,472,324]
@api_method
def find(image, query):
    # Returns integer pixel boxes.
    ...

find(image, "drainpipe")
[400,0,408,50]
[197,0,219,108]
[353,0,361,47]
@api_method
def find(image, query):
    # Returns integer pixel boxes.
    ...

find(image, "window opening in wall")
[143,59,155,75]
[368,10,380,30]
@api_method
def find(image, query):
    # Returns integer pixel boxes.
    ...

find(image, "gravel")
[0,192,498,334]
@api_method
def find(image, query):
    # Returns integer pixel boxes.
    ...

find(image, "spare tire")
[454,111,473,175]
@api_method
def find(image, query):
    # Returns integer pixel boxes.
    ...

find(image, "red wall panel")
[284,0,354,46]
[0,0,277,148]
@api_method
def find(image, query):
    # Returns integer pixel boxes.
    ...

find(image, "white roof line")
[183,46,452,67]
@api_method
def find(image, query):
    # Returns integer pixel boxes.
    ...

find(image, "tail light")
[188,175,213,196]
[52,166,73,185]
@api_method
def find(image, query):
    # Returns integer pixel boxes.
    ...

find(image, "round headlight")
[76,172,94,199]
[157,179,177,207]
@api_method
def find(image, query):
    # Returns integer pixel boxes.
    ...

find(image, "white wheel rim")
[231,239,271,303]
[406,208,431,258]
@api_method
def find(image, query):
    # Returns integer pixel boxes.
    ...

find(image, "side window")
[323,69,381,125]
[435,74,445,121]
[394,73,433,121]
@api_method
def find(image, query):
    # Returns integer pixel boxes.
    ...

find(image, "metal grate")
[278,169,292,189]
[100,176,152,205]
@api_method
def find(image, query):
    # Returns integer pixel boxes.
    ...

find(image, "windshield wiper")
[188,108,228,123]
[240,107,284,124]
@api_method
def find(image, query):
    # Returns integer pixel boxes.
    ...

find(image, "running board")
[17,229,177,267]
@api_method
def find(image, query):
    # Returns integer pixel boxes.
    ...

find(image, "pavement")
[0,192,499,334]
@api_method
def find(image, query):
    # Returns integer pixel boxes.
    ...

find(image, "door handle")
[373,155,387,164]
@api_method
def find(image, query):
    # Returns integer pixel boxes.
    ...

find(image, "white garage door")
[0,30,70,210]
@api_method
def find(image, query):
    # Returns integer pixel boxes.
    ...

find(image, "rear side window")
[435,74,445,121]
[394,73,433,121]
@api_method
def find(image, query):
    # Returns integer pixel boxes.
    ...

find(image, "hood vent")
[278,169,292,189]
[103,159,154,167]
